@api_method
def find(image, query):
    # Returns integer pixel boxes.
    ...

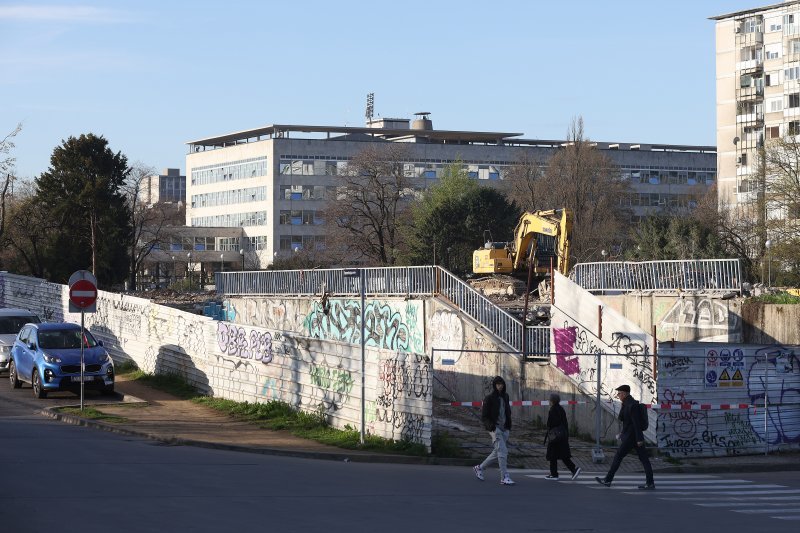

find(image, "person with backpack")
[544,393,581,480]
[473,375,515,486]
[595,384,655,490]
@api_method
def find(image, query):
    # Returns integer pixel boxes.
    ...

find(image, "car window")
[0,315,40,334]
[17,326,30,344]
[38,329,98,349]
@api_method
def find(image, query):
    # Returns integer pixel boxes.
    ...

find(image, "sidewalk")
[40,376,800,474]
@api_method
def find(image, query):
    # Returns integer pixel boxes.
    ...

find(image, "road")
[1,380,798,532]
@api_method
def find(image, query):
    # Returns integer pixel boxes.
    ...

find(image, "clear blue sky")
[1,0,760,180]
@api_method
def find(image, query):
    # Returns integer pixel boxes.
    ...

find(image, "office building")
[185,114,716,268]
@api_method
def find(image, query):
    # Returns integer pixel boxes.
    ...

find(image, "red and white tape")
[448,401,755,411]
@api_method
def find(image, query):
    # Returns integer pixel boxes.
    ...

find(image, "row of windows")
[279,210,323,225]
[158,177,185,203]
[279,234,325,252]
[280,185,331,200]
[153,237,226,252]
[191,157,268,186]
[191,211,268,227]
[279,158,504,180]
[619,193,700,209]
[191,186,267,208]
[622,171,716,185]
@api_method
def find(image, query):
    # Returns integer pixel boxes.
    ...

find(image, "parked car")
[9,322,114,398]
[0,308,41,374]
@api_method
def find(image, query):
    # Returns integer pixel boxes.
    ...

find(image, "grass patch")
[749,292,800,304]
[431,431,466,458]
[194,397,428,456]
[120,369,199,400]
[59,406,127,423]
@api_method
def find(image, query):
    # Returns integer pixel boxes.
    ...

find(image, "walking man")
[595,384,655,490]
[473,376,515,485]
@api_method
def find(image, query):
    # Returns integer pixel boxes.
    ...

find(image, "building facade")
[713,1,800,215]
[139,167,186,206]
[186,116,716,268]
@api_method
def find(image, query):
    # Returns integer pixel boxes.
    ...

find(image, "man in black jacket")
[595,384,655,490]
[473,376,515,485]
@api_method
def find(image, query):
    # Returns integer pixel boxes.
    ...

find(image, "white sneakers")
[473,465,514,485]
[571,467,582,480]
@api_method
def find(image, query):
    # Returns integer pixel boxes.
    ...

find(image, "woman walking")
[544,393,581,480]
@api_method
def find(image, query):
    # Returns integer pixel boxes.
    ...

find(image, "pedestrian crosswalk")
[516,470,800,522]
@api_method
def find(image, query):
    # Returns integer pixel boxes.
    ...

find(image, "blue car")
[9,322,114,398]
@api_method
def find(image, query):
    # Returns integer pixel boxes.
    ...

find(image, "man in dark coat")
[595,384,655,489]
[473,376,515,485]
[544,393,581,480]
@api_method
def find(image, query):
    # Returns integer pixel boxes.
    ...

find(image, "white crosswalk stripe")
[520,470,800,522]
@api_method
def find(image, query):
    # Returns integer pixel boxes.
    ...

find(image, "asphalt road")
[2,378,798,533]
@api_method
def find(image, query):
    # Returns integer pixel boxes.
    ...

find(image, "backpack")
[637,402,649,431]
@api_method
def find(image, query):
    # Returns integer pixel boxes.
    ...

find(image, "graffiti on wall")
[552,325,581,376]
[429,309,464,353]
[748,346,800,444]
[304,299,423,353]
[658,298,740,342]
[216,322,274,364]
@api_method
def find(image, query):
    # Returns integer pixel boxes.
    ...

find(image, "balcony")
[736,58,764,72]
[737,86,764,100]
[736,113,763,124]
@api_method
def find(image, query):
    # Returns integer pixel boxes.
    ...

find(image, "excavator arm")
[510,209,573,274]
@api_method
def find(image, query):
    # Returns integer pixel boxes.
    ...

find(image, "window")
[739,153,748,166]
[785,65,800,80]
[767,126,781,139]
[766,71,781,86]
[791,39,800,54]
[768,96,784,112]
[790,93,800,108]
[765,43,781,60]
[740,74,753,88]
[789,121,800,135]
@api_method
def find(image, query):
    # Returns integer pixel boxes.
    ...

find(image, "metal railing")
[216,266,549,356]
[571,259,743,293]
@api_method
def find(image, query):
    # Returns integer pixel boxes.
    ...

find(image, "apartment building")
[139,168,186,206]
[185,115,716,268]
[713,1,800,214]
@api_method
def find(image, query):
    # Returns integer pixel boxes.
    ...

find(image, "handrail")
[571,259,743,293]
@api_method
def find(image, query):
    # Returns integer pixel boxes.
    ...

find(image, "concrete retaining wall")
[0,273,432,447]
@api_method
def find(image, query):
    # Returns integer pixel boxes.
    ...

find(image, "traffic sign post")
[68,270,98,410]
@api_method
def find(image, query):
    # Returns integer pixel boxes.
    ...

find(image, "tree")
[406,162,520,275]
[34,134,132,285]
[504,117,632,262]
[0,123,22,247]
[0,181,53,277]
[122,163,184,291]
[323,144,413,266]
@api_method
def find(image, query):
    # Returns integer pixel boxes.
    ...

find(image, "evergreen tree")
[34,134,132,285]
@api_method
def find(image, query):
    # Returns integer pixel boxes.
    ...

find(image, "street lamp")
[239,248,245,271]
[187,252,192,292]
[220,253,224,273]
[601,249,608,261]
[171,256,176,285]
[765,240,772,288]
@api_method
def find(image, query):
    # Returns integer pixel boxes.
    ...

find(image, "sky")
[1,0,764,180]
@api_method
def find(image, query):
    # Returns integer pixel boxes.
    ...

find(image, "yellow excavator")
[471,208,574,296]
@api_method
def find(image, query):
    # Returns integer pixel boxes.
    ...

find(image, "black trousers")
[550,457,577,477]
[605,438,654,484]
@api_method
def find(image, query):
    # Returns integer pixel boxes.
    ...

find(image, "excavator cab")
[473,230,514,274]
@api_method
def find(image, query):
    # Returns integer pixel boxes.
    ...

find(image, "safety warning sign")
[705,348,745,388]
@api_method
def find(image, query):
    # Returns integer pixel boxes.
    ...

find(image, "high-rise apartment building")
[713,1,800,214]
[139,167,186,206]
[185,115,715,268]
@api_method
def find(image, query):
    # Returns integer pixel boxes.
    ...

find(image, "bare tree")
[504,117,631,262]
[121,163,185,290]
[323,144,413,266]
[1,181,54,277]
[0,123,22,245]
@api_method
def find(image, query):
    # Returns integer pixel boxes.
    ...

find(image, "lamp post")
[187,252,192,292]
[239,248,245,271]
[765,240,772,288]
[171,256,176,285]
[600,249,608,296]
[220,253,224,273]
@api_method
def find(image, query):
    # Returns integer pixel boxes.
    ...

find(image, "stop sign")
[69,279,97,309]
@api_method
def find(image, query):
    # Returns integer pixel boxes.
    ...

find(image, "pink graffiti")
[553,326,581,376]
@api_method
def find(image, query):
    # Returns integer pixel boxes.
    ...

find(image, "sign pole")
[80,309,85,411]
[360,268,366,446]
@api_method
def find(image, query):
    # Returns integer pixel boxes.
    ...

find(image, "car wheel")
[9,361,21,389]
[32,370,46,399]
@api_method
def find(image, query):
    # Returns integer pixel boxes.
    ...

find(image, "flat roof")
[710,0,800,20]
[187,124,523,148]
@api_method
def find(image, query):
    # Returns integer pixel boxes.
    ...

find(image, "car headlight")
[0,345,10,356]
[99,352,110,363]
[42,353,62,364]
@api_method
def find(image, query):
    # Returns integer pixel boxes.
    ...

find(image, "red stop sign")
[69,279,97,309]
